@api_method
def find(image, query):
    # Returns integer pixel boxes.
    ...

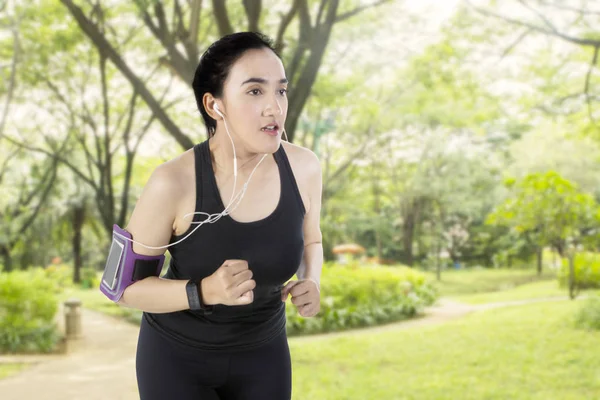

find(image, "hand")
[203,259,256,306]
[281,278,320,317]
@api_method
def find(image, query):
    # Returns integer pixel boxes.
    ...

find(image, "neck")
[209,128,262,175]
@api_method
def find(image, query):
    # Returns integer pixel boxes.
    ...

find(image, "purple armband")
[99,224,165,302]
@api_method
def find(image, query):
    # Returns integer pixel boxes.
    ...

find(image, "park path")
[0,295,587,400]
[0,305,140,400]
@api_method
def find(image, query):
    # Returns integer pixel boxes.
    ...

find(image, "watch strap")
[186,279,214,314]
[186,279,201,310]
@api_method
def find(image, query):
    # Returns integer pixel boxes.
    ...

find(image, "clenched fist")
[202,259,256,306]
[281,278,321,317]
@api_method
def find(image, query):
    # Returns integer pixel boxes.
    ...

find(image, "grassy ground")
[290,299,600,400]
[0,364,27,380]
[426,267,558,296]
[426,267,600,304]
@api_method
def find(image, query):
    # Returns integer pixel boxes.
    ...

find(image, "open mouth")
[261,123,280,135]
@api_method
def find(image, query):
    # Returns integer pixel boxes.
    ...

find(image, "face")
[216,48,288,154]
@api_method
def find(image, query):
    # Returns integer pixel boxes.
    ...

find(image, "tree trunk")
[402,211,415,267]
[0,245,12,272]
[436,237,442,281]
[568,250,577,300]
[372,167,383,261]
[375,230,383,261]
[72,204,86,284]
[536,247,543,276]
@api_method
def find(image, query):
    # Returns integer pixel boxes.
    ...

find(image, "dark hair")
[192,31,281,138]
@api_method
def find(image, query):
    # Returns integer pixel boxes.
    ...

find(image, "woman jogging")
[115,31,323,399]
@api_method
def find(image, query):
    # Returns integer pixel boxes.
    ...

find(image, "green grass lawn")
[425,267,600,304]
[290,299,600,400]
[426,267,558,297]
[0,363,27,380]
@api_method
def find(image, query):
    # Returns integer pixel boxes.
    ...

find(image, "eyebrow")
[240,77,289,86]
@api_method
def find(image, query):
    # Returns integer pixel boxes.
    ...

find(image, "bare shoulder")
[148,148,194,195]
[126,151,194,255]
[280,141,320,177]
[280,141,321,214]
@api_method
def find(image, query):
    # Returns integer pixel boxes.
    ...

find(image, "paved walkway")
[0,306,140,400]
[0,295,587,399]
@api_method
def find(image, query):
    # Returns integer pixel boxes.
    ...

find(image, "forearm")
[297,242,323,288]
[118,276,211,313]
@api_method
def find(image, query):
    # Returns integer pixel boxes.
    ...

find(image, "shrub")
[285,263,439,335]
[80,268,100,289]
[43,263,74,291]
[0,268,62,353]
[574,294,600,331]
[557,252,600,290]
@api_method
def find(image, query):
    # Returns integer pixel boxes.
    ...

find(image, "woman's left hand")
[281,278,321,317]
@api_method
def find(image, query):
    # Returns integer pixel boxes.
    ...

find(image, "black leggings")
[135,316,292,400]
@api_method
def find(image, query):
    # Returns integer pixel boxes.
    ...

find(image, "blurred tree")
[465,0,599,138]
[486,171,599,276]
[0,8,61,271]
[3,0,164,239]
[60,0,394,146]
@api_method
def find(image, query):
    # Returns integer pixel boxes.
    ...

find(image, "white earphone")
[214,103,222,116]
[213,103,238,175]
[112,101,268,250]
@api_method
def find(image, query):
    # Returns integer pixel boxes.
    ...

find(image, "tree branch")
[0,148,19,185]
[4,135,98,189]
[584,45,599,123]
[140,3,196,83]
[274,0,299,54]
[17,157,59,236]
[537,1,600,17]
[466,0,600,47]
[243,0,261,32]
[0,23,19,139]
[334,0,393,23]
[60,0,195,150]
[212,0,234,37]
[499,27,533,61]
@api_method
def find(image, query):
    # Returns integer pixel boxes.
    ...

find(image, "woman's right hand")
[202,260,256,306]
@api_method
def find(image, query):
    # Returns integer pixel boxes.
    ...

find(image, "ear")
[202,94,222,120]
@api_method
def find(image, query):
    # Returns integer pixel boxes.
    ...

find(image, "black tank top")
[144,139,306,352]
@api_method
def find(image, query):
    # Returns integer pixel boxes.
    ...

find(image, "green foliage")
[43,264,74,291]
[285,263,438,335]
[574,294,600,331]
[558,252,600,290]
[80,268,100,289]
[487,171,599,250]
[0,268,63,353]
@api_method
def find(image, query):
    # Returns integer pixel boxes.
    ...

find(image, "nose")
[265,93,283,116]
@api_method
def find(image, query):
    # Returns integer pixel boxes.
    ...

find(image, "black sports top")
[143,139,306,352]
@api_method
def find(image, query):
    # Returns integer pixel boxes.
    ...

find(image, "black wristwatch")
[186,279,214,314]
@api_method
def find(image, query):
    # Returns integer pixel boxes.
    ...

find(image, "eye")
[247,88,289,96]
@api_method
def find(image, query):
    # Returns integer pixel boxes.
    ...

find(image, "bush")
[285,263,439,335]
[80,268,100,289]
[574,294,600,331]
[557,252,600,290]
[43,263,74,291]
[0,268,63,353]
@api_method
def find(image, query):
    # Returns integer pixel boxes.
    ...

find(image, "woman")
[120,31,323,399]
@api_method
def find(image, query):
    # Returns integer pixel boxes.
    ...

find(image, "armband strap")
[99,224,165,302]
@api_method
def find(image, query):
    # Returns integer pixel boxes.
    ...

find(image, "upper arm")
[302,150,323,246]
[125,164,179,257]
